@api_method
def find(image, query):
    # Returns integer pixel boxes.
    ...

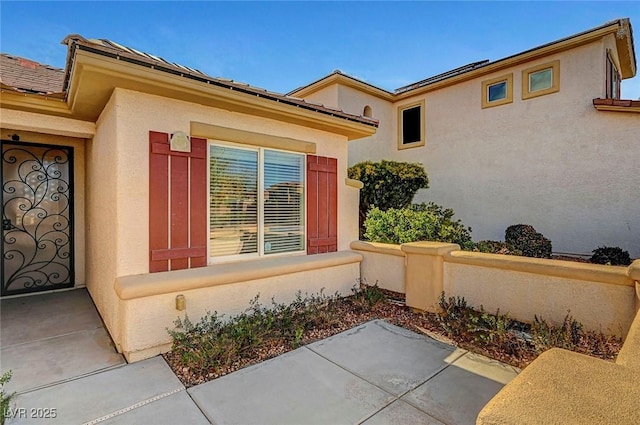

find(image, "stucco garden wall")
[115,253,361,361]
[336,38,639,257]
[351,241,638,337]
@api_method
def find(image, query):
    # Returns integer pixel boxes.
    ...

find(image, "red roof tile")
[0,53,64,94]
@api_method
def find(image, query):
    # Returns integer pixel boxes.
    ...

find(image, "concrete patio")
[4,312,519,425]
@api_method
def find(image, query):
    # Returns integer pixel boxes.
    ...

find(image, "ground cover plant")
[164,285,622,387]
[1,371,15,425]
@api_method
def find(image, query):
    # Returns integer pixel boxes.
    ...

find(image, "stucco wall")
[118,261,360,361]
[86,88,363,357]
[351,241,637,337]
[109,88,358,277]
[341,39,639,257]
[86,94,122,347]
[0,123,87,291]
[444,262,635,337]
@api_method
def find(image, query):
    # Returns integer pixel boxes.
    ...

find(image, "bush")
[590,246,632,266]
[504,224,552,258]
[363,202,473,248]
[474,240,522,256]
[348,161,429,237]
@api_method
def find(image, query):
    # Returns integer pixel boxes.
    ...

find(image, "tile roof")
[0,53,64,94]
[61,35,378,127]
[592,98,640,110]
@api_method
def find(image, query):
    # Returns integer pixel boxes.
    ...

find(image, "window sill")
[115,251,363,300]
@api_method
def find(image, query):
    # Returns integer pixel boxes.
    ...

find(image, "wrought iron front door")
[1,141,74,296]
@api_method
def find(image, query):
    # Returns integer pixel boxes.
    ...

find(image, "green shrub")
[363,203,473,248]
[504,224,552,258]
[590,246,632,266]
[348,161,429,237]
[473,240,523,255]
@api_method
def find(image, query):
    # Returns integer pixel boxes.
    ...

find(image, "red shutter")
[149,131,207,272]
[306,155,338,254]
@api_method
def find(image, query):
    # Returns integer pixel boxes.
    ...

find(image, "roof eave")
[65,48,377,140]
[288,72,394,102]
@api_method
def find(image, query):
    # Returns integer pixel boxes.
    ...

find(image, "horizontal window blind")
[264,150,304,254]
[210,146,258,257]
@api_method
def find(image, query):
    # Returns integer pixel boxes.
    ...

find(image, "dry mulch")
[163,289,621,388]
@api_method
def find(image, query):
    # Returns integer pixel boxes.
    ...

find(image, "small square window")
[522,60,560,100]
[397,100,425,150]
[481,74,513,108]
[488,81,507,102]
[529,68,553,92]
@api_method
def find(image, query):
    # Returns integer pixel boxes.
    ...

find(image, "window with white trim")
[209,143,305,260]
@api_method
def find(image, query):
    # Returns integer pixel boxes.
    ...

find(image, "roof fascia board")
[394,24,622,100]
[69,51,377,140]
[289,73,394,101]
[0,107,95,138]
[0,90,72,116]
[616,19,636,78]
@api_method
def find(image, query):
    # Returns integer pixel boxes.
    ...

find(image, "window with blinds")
[209,144,304,260]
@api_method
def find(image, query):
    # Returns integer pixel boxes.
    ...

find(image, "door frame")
[1,140,75,296]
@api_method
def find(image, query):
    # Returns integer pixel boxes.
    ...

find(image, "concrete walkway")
[0,289,125,394]
[6,320,518,425]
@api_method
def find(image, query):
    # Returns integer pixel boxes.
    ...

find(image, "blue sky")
[1,1,639,98]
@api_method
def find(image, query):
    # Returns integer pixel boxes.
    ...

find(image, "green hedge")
[364,202,473,249]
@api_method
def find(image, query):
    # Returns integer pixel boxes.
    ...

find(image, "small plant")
[531,314,582,352]
[589,246,632,266]
[353,281,386,307]
[1,371,15,425]
[504,224,552,258]
[167,291,344,377]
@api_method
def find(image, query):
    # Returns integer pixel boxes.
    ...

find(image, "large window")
[522,60,560,100]
[397,100,425,150]
[481,73,513,108]
[209,144,304,260]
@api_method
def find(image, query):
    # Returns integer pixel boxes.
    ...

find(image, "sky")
[1,1,639,99]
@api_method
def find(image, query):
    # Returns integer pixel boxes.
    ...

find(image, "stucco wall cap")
[477,348,640,425]
[115,251,362,300]
[350,240,405,257]
[345,178,364,189]
[400,241,460,256]
[628,259,640,281]
[447,250,634,286]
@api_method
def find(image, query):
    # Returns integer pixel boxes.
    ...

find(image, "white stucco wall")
[340,38,639,257]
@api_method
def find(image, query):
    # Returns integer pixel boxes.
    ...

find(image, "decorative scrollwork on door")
[2,142,74,295]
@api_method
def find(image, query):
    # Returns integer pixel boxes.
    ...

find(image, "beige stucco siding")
[84,88,362,358]
[347,40,639,257]
[86,94,122,346]
[296,84,339,113]
[106,88,357,277]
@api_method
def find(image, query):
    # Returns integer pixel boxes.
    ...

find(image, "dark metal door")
[1,141,74,296]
